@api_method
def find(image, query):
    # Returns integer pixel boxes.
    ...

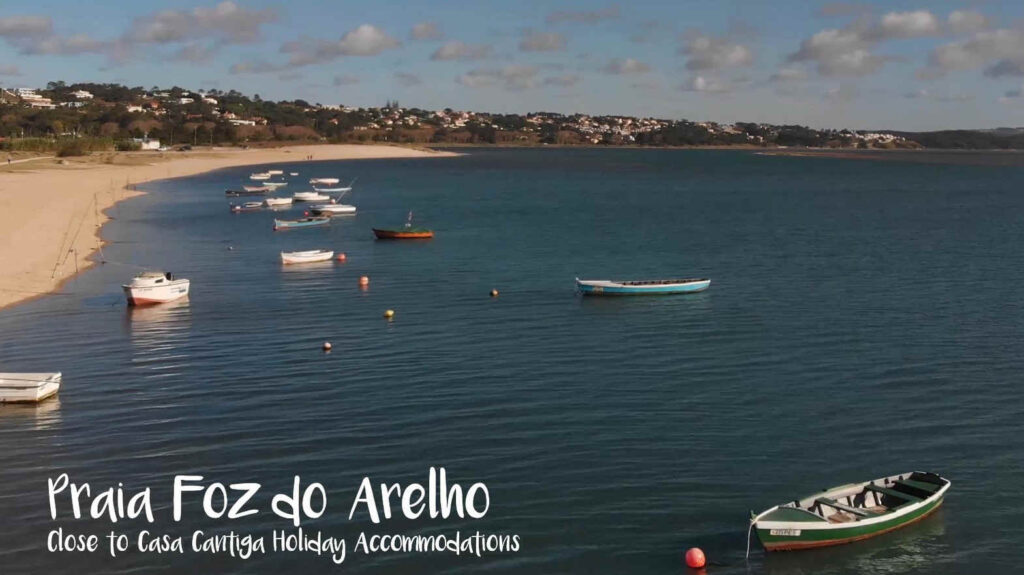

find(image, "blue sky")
[2,1,1024,130]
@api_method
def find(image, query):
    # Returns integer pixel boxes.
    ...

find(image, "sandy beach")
[0,144,456,310]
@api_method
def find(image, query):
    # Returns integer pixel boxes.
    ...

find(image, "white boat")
[263,197,293,207]
[309,177,340,185]
[293,191,331,202]
[281,249,334,264]
[250,172,271,180]
[122,271,190,306]
[267,170,284,175]
[290,172,299,176]
[243,185,271,193]
[313,178,356,193]
[310,203,357,215]
[0,372,62,403]
[263,181,288,188]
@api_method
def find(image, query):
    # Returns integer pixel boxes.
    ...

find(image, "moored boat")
[250,172,271,180]
[263,197,293,207]
[230,201,263,212]
[263,181,287,188]
[290,172,299,176]
[122,271,190,305]
[0,372,62,403]
[281,249,334,264]
[309,177,340,185]
[575,277,710,295]
[750,471,951,553]
[226,187,270,196]
[310,203,356,215]
[267,170,284,175]
[293,191,331,202]
[274,217,330,230]
[243,185,272,192]
[373,227,433,239]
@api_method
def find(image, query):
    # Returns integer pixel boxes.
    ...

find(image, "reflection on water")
[762,508,948,575]
[0,396,62,430]
[125,298,192,379]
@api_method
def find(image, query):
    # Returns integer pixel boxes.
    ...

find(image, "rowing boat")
[575,278,710,295]
[750,471,950,552]
[373,227,433,239]
[250,172,271,180]
[0,372,62,403]
[263,181,287,188]
[226,187,270,196]
[230,201,263,212]
[273,217,330,230]
[263,197,293,207]
[310,203,356,215]
[309,177,340,185]
[281,249,334,264]
[293,191,331,202]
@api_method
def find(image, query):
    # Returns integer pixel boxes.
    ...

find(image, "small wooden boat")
[274,217,330,230]
[374,211,432,239]
[267,170,284,175]
[575,278,710,295]
[122,271,190,305]
[293,191,331,202]
[290,172,299,176]
[313,178,355,193]
[250,172,271,180]
[281,249,334,264]
[226,188,270,196]
[243,185,272,193]
[230,201,263,212]
[311,204,357,216]
[309,177,340,185]
[263,197,293,207]
[0,372,61,403]
[749,471,951,553]
[263,181,287,188]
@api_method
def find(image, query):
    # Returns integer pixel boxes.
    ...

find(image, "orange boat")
[373,227,433,239]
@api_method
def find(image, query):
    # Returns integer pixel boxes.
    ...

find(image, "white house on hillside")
[72,90,94,99]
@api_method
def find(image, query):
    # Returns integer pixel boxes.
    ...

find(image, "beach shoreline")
[0,144,457,311]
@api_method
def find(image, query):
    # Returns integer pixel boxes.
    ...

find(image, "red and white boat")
[122,271,190,306]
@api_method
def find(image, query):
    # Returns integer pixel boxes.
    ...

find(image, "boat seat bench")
[866,485,922,503]
[815,497,872,518]
[896,479,941,494]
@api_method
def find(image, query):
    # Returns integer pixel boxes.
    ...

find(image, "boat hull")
[281,250,334,264]
[0,372,61,403]
[373,228,433,239]
[311,204,356,215]
[274,218,330,230]
[576,279,710,295]
[122,280,190,305]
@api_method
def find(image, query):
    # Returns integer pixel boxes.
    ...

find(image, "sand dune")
[0,144,456,310]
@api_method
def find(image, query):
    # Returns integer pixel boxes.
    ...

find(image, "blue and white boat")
[273,217,330,231]
[575,277,711,296]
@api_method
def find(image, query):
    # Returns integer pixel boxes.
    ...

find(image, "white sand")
[0,144,456,310]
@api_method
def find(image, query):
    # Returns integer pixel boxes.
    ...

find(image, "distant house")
[202,97,218,105]
[228,119,256,126]
[179,97,194,105]
[16,89,56,109]
[126,104,144,113]
[133,138,161,151]
[72,90,94,99]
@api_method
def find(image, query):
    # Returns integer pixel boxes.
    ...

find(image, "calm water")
[1,149,1022,574]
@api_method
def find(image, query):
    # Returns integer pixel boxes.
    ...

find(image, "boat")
[749,471,951,553]
[243,185,272,192]
[281,249,334,264]
[309,177,340,185]
[263,197,293,207]
[373,211,432,239]
[226,187,270,196]
[0,372,62,403]
[575,278,711,295]
[250,172,271,180]
[310,203,357,215]
[263,181,288,188]
[290,172,299,176]
[293,191,331,202]
[273,217,330,230]
[122,271,190,306]
[267,170,284,175]
[313,179,355,193]
[230,202,263,212]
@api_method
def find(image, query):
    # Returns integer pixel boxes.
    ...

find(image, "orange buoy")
[359,276,369,286]
[336,253,347,262]
[684,548,706,569]
[322,342,332,351]
[490,289,499,297]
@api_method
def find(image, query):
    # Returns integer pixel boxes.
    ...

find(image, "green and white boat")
[749,471,950,552]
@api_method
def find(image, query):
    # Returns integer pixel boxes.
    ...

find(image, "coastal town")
[0,82,943,153]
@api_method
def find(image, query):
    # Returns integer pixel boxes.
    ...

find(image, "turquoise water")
[1,149,1022,574]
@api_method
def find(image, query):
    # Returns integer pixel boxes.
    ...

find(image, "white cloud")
[681,33,752,70]
[789,28,884,76]
[948,10,988,35]
[875,10,941,39]
[410,22,442,41]
[457,65,538,90]
[229,60,284,74]
[770,66,807,82]
[928,28,1024,76]
[431,40,491,61]
[602,58,650,75]
[173,43,215,63]
[128,1,276,45]
[519,30,566,52]
[824,84,857,102]
[546,6,619,25]
[0,16,52,38]
[680,75,730,93]
[282,25,400,66]
[0,64,21,76]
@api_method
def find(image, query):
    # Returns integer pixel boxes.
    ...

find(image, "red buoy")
[359,276,369,286]
[336,253,347,262]
[684,548,706,569]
